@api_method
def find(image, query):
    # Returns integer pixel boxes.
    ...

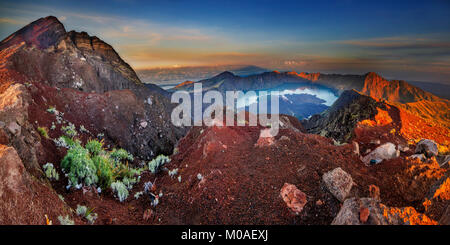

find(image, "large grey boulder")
[322,167,354,202]
[361,142,399,165]
[415,139,438,158]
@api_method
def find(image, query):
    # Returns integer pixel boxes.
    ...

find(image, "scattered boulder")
[7,122,21,135]
[436,155,449,168]
[415,139,438,158]
[361,142,399,165]
[255,128,275,147]
[322,167,354,202]
[280,183,307,214]
[331,198,436,225]
[410,154,427,162]
[332,198,388,225]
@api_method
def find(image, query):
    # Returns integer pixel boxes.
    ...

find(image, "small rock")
[280,183,307,214]
[322,167,354,202]
[415,139,438,158]
[140,121,148,128]
[359,207,370,223]
[398,145,410,153]
[255,129,274,147]
[7,122,21,135]
[410,154,426,162]
[371,139,381,145]
[353,141,359,156]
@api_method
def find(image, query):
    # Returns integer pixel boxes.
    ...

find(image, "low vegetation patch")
[58,126,143,202]
[37,127,49,139]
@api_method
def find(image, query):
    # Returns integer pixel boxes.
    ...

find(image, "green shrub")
[54,135,78,149]
[58,215,74,225]
[76,205,88,216]
[122,176,139,190]
[148,155,170,174]
[61,144,98,188]
[92,155,114,189]
[168,168,178,178]
[37,127,49,139]
[60,138,140,192]
[43,163,59,181]
[61,123,77,138]
[111,181,129,202]
[134,191,143,199]
[76,205,97,224]
[110,148,134,163]
[85,139,103,156]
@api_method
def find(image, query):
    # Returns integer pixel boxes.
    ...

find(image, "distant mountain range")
[172,70,449,126]
[408,81,450,100]
[136,65,269,86]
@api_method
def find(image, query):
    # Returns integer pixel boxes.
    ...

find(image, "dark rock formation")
[301,90,382,143]
[0,16,187,159]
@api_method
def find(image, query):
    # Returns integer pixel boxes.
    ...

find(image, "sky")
[1,0,450,83]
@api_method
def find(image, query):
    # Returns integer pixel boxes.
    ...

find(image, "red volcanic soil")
[144,123,444,224]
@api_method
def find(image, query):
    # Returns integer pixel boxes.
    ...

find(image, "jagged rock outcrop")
[0,83,43,177]
[415,139,439,158]
[361,72,441,104]
[302,90,384,143]
[0,16,186,159]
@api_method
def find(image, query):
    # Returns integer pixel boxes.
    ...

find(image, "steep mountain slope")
[0,16,186,160]
[361,72,441,103]
[0,16,187,224]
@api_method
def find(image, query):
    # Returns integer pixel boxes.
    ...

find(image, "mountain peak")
[365,72,383,79]
[1,16,66,50]
[215,71,236,78]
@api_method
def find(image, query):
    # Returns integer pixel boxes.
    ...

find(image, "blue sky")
[1,0,450,83]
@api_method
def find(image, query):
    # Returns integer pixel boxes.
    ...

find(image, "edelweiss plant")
[43,163,59,181]
[111,181,129,202]
[148,155,170,174]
